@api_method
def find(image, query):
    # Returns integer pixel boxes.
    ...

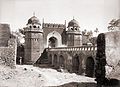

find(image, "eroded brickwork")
[0,38,17,68]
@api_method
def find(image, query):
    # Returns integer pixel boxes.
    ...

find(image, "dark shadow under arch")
[53,54,57,66]
[59,55,65,67]
[72,55,80,73]
[48,37,57,48]
[49,54,52,64]
[85,56,95,77]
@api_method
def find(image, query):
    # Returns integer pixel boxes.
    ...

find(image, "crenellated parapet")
[42,23,66,29]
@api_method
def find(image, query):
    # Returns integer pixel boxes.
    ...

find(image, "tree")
[11,30,25,46]
[19,28,25,35]
[108,19,120,31]
[89,37,97,45]
[82,29,87,35]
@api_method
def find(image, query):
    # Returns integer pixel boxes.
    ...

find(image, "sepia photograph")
[0,0,120,87]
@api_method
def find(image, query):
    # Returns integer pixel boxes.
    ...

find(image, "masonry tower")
[67,19,82,46]
[24,16,44,64]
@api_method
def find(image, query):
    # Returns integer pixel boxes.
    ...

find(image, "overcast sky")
[0,0,120,32]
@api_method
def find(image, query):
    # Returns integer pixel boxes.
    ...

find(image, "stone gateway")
[23,16,96,77]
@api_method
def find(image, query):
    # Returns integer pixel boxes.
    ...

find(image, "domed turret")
[27,16,41,25]
[67,19,80,32]
[68,19,80,28]
[24,15,44,64]
[66,19,82,47]
[26,15,42,30]
[67,19,81,33]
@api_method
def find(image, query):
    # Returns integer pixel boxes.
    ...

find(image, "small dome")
[68,19,80,28]
[27,16,41,25]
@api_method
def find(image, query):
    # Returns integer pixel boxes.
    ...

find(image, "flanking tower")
[66,19,82,46]
[24,16,44,64]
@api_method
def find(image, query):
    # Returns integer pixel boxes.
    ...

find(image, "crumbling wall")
[105,31,120,75]
[95,32,120,87]
[0,24,11,47]
[0,38,17,68]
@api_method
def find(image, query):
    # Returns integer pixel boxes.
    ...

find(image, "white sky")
[0,0,120,32]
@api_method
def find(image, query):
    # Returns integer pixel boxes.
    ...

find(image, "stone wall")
[105,31,120,73]
[0,24,11,47]
[0,38,17,68]
[24,32,44,64]
[47,46,96,76]
[95,32,120,87]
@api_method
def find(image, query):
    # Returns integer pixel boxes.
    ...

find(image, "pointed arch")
[47,31,62,47]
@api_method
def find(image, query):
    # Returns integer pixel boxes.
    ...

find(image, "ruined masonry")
[0,24,17,68]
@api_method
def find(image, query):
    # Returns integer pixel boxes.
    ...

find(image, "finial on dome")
[42,18,44,23]
[73,16,74,19]
[33,12,35,16]
[64,20,66,25]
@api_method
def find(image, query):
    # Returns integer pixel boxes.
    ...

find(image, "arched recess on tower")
[47,31,62,48]
[85,56,95,77]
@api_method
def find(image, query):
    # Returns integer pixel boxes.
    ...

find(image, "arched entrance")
[59,55,65,67]
[72,55,79,73]
[85,57,95,77]
[53,54,57,66]
[48,37,57,48]
[46,31,62,47]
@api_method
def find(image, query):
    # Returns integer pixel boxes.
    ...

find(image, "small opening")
[29,26,32,28]
[33,26,36,28]
[75,28,77,30]
[71,28,73,30]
